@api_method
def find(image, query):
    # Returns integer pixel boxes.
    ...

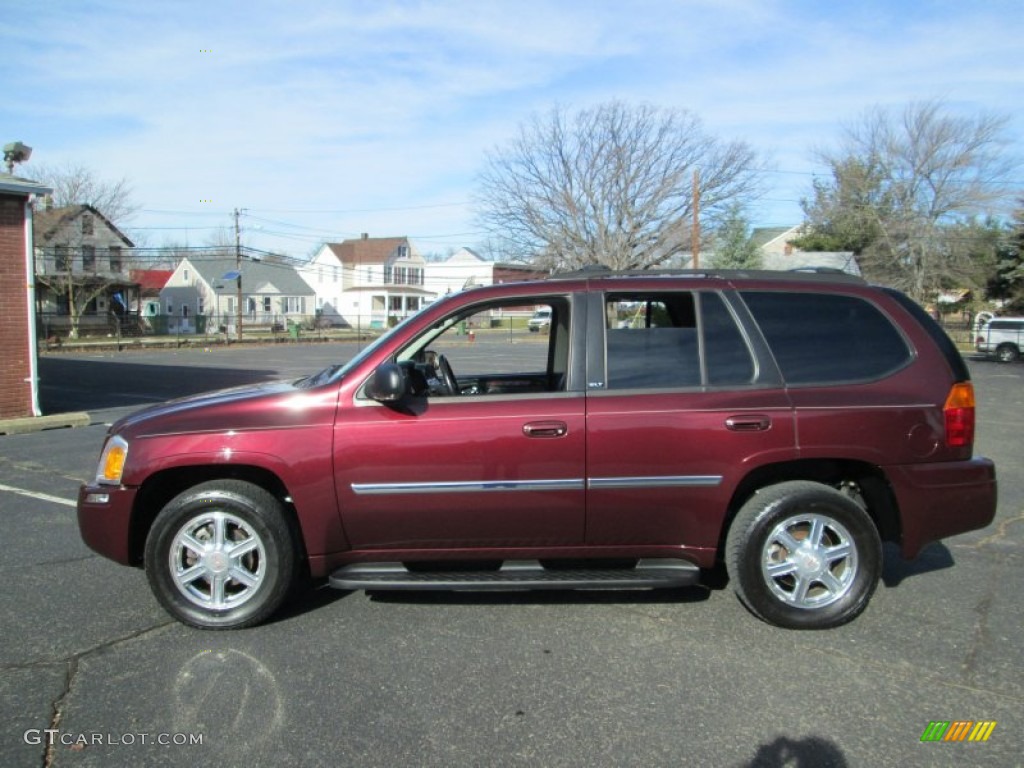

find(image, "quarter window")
[741,292,911,384]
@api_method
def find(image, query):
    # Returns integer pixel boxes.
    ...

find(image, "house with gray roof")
[752,225,860,276]
[160,255,315,335]
[33,203,140,337]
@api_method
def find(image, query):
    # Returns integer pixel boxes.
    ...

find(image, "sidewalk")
[0,411,92,436]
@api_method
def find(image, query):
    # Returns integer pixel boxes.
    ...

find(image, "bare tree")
[793,101,1018,300]
[474,102,764,271]
[25,161,139,226]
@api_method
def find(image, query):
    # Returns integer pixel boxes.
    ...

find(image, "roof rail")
[549,266,865,284]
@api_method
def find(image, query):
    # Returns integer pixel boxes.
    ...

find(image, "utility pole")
[234,208,243,342]
[691,169,700,270]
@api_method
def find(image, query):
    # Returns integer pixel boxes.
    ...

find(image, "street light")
[3,141,32,174]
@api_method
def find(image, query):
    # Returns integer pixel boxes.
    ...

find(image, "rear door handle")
[725,415,771,432]
[523,421,568,438]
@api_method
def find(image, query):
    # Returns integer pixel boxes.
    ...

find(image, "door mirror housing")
[365,363,407,402]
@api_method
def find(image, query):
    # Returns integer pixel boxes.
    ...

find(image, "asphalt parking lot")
[1,342,1021,767]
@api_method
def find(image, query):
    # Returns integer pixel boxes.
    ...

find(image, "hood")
[110,379,312,438]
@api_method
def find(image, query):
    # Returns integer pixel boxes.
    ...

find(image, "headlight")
[95,435,129,485]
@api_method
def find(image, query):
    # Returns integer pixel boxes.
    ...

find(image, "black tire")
[996,344,1020,363]
[144,480,300,629]
[725,481,881,630]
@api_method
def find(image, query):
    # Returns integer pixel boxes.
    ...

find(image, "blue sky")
[3,0,1022,258]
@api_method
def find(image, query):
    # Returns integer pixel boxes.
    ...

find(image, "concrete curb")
[0,412,92,436]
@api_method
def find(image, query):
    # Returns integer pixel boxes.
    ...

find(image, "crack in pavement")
[5,621,178,768]
[804,643,1024,705]
[43,657,77,768]
[961,588,994,686]
[954,509,1024,550]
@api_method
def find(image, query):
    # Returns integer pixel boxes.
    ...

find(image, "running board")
[329,559,700,592]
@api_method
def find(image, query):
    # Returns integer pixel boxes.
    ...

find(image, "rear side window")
[990,320,1024,331]
[605,294,700,388]
[741,291,911,385]
[602,292,754,389]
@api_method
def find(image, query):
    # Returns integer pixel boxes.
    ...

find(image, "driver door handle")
[523,421,568,438]
[725,414,771,432]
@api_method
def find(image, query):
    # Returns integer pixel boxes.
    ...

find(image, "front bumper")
[887,457,997,559]
[77,484,139,565]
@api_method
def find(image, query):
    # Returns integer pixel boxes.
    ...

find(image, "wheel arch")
[128,464,304,567]
[717,459,900,560]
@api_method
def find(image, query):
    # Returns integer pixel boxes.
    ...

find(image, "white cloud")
[5,0,1021,252]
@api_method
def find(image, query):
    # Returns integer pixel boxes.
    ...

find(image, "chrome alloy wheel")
[760,513,858,610]
[169,511,267,610]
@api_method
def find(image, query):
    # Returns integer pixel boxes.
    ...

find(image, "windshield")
[295,311,426,389]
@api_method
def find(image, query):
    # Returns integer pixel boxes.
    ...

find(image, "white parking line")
[0,483,77,508]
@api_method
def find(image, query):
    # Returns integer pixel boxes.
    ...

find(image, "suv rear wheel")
[996,343,1020,363]
[144,480,299,629]
[726,481,881,629]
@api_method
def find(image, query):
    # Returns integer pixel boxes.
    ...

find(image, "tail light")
[943,382,975,448]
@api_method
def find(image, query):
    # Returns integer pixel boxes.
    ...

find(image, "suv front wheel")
[726,481,882,629]
[144,480,300,629]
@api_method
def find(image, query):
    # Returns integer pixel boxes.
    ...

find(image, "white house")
[424,247,493,295]
[160,256,316,334]
[425,247,548,295]
[301,235,430,328]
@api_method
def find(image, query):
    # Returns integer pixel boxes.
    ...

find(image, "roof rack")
[550,266,866,284]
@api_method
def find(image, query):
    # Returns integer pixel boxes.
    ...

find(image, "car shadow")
[742,735,849,767]
[39,356,281,412]
[881,541,955,587]
[269,582,354,625]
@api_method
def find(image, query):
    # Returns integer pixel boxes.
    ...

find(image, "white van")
[976,316,1024,362]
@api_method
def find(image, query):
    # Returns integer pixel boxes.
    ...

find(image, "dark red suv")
[77,270,997,630]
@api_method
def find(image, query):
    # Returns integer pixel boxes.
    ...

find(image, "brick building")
[0,173,52,418]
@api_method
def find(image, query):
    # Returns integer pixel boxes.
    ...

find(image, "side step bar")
[329,559,700,592]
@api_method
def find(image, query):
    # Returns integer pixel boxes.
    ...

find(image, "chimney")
[361,232,369,240]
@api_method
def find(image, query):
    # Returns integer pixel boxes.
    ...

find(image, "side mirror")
[365,363,407,402]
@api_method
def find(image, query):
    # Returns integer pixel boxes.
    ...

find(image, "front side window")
[741,291,911,385]
[388,297,571,398]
